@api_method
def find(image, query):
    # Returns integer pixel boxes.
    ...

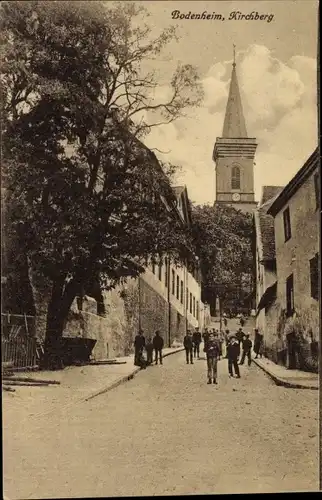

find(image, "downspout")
[167,257,171,347]
[138,276,141,331]
[185,259,188,334]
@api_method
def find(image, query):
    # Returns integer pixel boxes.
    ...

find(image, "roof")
[255,188,283,262]
[173,185,192,226]
[267,148,319,216]
[260,186,284,205]
[222,63,247,138]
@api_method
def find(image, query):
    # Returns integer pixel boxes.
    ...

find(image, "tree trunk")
[41,278,79,370]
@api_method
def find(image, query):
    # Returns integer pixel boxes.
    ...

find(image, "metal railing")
[1,313,38,368]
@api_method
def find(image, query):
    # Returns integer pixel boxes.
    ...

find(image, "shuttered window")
[310,253,319,300]
[286,274,294,317]
[283,207,291,241]
[171,269,175,295]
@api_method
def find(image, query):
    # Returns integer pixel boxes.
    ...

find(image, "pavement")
[3,349,319,498]
[2,346,184,422]
[252,355,319,390]
[209,316,318,390]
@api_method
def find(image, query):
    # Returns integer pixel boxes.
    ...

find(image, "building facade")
[254,186,283,362]
[213,58,257,214]
[63,184,205,360]
[264,149,319,371]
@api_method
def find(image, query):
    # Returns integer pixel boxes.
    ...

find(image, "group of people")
[133,325,264,384]
[184,326,263,384]
[133,330,164,369]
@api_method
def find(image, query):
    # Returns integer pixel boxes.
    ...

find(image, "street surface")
[4,349,319,498]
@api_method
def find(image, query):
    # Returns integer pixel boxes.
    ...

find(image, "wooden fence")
[1,313,38,368]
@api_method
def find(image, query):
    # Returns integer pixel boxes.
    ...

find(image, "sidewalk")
[253,355,318,390]
[2,346,184,424]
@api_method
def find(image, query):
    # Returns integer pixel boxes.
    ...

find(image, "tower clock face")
[232,192,241,202]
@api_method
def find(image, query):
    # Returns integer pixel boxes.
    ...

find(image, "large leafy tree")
[2,1,203,368]
[191,204,255,314]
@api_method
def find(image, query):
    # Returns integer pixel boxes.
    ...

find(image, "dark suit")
[134,334,145,366]
[192,331,202,358]
[227,341,240,377]
[153,334,164,364]
[240,338,252,366]
[183,335,193,364]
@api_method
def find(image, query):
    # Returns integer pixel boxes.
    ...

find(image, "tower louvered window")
[231,165,241,190]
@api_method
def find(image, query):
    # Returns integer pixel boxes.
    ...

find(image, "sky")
[132,0,318,205]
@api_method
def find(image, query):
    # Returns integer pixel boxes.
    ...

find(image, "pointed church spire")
[222,46,248,138]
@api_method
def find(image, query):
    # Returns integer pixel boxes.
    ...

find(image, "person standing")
[183,330,193,364]
[224,329,230,358]
[153,330,164,365]
[236,328,246,353]
[239,334,252,366]
[217,331,223,360]
[204,332,220,384]
[254,328,263,358]
[134,330,145,366]
[192,327,202,359]
[202,328,209,345]
[227,335,241,378]
[145,335,154,365]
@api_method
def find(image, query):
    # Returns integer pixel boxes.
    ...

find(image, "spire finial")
[233,44,236,67]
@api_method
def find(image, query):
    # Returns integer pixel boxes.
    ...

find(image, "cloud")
[142,44,317,205]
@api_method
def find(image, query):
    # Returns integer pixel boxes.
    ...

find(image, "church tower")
[213,50,257,213]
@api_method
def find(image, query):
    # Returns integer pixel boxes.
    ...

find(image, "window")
[189,293,192,313]
[152,261,156,274]
[193,297,196,317]
[286,273,294,317]
[283,207,291,241]
[164,258,168,287]
[231,165,241,190]
[171,269,175,295]
[158,262,162,281]
[186,288,189,310]
[176,275,180,299]
[180,280,184,304]
[314,173,320,209]
[196,301,199,320]
[310,253,319,300]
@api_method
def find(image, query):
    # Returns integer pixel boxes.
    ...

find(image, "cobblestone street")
[4,350,319,498]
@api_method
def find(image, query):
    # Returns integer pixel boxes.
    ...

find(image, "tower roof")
[222,61,247,138]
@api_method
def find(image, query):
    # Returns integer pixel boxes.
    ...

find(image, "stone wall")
[20,268,196,361]
[137,278,168,342]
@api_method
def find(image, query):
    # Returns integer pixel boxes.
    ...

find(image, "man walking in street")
[236,328,246,360]
[183,330,193,364]
[204,332,220,384]
[254,328,263,359]
[134,330,145,366]
[227,335,241,378]
[224,329,230,358]
[145,335,154,366]
[153,330,164,365]
[192,327,202,359]
[202,328,209,345]
[239,334,252,366]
